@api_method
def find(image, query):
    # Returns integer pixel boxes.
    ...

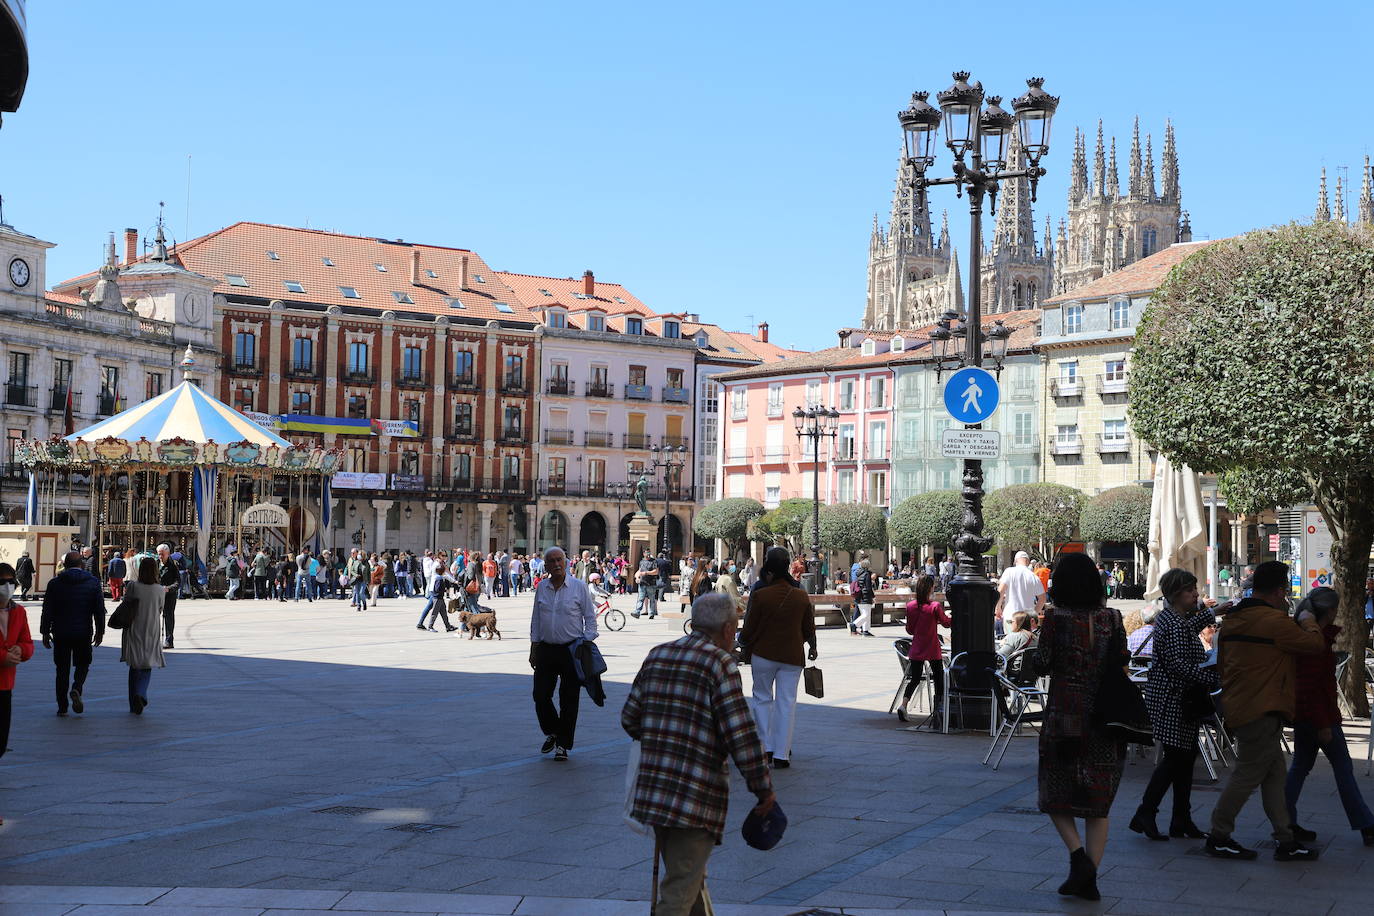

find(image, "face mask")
[0,583,14,601]
[728,566,737,574]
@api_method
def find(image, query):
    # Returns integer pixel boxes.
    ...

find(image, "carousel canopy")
[66,379,292,448]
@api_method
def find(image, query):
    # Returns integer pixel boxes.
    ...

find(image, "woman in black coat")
[851,559,876,637]
[1130,568,1218,841]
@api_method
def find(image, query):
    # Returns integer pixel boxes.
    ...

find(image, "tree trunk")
[1316,472,1374,718]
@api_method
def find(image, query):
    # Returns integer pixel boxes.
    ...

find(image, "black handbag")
[1091,626,1153,745]
[1182,683,1215,720]
[107,595,138,630]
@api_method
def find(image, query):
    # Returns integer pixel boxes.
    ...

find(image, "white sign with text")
[940,428,1002,459]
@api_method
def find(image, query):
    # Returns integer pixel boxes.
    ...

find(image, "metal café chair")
[944,650,1002,736]
[889,638,914,714]
[983,671,1046,770]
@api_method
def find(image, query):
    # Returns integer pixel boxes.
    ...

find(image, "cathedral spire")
[1128,117,1143,197]
[991,132,1036,258]
[1334,174,1345,223]
[1315,168,1330,221]
[1359,156,1373,225]
[1107,137,1119,197]
[1161,119,1180,204]
[888,145,932,252]
[1092,121,1106,197]
[945,247,964,314]
[938,210,950,250]
[1144,134,1157,200]
[1070,127,1088,201]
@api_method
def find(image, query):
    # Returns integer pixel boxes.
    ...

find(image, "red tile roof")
[56,222,541,324]
[494,271,651,317]
[1042,241,1215,305]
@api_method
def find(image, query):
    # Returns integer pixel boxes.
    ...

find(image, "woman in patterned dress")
[1130,568,1219,841]
[1032,552,1129,902]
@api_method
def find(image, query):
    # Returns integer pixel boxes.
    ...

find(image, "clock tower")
[116,221,218,348]
[0,209,54,305]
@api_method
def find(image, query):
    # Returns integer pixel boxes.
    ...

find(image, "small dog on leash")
[458,609,501,640]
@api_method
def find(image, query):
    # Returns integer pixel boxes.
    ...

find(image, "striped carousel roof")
[66,380,292,448]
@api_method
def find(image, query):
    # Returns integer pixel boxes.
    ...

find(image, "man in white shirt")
[529,546,598,761]
[996,550,1045,638]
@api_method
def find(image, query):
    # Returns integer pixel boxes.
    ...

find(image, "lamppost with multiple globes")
[648,444,688,557]
[898,72,1058,655]
[792,405,840,594]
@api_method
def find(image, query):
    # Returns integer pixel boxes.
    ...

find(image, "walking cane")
[649,832,662,915]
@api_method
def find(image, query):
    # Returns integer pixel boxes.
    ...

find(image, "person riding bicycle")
[588,572,611,604]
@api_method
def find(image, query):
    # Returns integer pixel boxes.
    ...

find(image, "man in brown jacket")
[1207,561,1324,861]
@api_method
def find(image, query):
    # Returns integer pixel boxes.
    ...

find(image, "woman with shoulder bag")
[851,558,876,637]
[739,547,818,769]
[896,574,948,722]
[121,555,166,715]
[1130,568,1219,841]
[1031,552,1130,902]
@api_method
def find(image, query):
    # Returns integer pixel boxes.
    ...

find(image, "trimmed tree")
[803,502,889,555]
[694,497,765,561]
[1130,221,1374,714]
[888,490,962,555]
[1079,485,1152,546]
[751,498,816,555]
[984,482,1083,559]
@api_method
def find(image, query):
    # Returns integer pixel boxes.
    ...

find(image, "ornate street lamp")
[793,405,840,594]
[901,72,1058,659]
[648,444,688,558]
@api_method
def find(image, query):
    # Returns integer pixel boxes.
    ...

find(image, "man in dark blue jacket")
[40,552,106,716]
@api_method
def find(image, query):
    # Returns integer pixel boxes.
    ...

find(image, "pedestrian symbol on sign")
[943,366,1000,424]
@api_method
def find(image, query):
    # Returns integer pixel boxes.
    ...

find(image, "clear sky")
[2,1,1370,350]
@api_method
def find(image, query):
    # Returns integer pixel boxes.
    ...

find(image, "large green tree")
[693,497,765,561]
[751,498,816,555]
[1130,221,1374,713]
[888,490,962,553]
[983,482,1083,559]
[803,502,889,555]
[1079,485,1152,546]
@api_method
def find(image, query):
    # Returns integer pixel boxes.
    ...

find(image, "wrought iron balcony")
[585,381,614,398]
[500,376,527,395]
[1097,433,1131,454]
[543,428,574,445]
[1050,377,1082,398]
[343,369,375,385]
[624,384,652,401]
[757,445,791,463]
[864,441,890,461]
[584,430,614,448]
[662,386,690,404]
[545,378,572,396]
[97,392,122,416]
[1097,373,1129,396]
[452,373,478,391]
[447,424,476,442]
[1051,436,1083,455]
[396,371,430,390]
[287,363,319,379]
[724,447,751,464]
[5,382,35,407]
[766,401,785,418]
[49,386,77,411]
[623,433,652,450]
[500,428,528,444]
[229,360,261,377]
[660,435,690,449]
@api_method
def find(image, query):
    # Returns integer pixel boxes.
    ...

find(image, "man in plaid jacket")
[622,592,776,915]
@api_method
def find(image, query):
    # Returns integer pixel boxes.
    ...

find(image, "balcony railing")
[229,361,261,377]
[545,378,572,396]
[766,401,784,418]
[662,387,690,404]
[731,405,747,419]
[49,387,77,412]
[447,425,476,441]
[1052,437,1083,455]
[500,428,528,444]
[543,479,568,496]
[451,475,473,490]
[1097,433,1132,454]
[661,435,690,449]
[5,382,35,407]
[344,369,375,385]
[584,430,614,448]
[543,428,574,445]
[452,374,478,391]
[585,381,614,398]
[1097,373,1129,396]
[397,371,430,390]
[724,448,751,464]
[623,433,652,450]
[97,393,122,416]
[287,363,318,379]
[833,444,858,461]
[757,445,790,463]
[500,377,527,395]
[1050,377,1082,398]
[624,384,652,401]
[865,442,890,461]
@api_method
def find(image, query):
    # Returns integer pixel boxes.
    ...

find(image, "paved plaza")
[2,590,1372,915]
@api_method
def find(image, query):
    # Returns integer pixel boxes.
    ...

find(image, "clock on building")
[9,257,30,288]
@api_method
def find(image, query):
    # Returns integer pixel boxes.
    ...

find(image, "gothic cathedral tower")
[864,151,956,330]
[1053,118,1187,295]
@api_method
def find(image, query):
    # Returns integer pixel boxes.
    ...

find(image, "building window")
[403,398,422,429]
[839,379,855,410]
[837,424,855,459]
[837,470,855,503]
[1104,358,1126,382]
[53,358,72,391]
[1103,418,1128,441]
[626,317,643,335]
[391,291,414,305]
[284,280,305,294]
[588,313,605,332]
[1012,281,1023,310]
[868,421,887,458]
[504,405,523,437]
[347,446,366,472]
[1065,304,1084,334]
[805,379,822,407]
[731,387,747,418]
[1014,411,1034,446]
[347,394,368,418]
[504,353,524,388]
[547,309,566,328]
[700,379,719,414]
[869,376,887,408]
[667,367,684,389]
[453,350,474,384]
[100,366,120,400]
[292,337,314,371]
[225,274,249,287]
[1141,227,1158,258]
[1060,361,1078,383]
[453,402,473,435]
[1056,424,1079,443]
[867,471,888,506]
[145,372,164,400]
[454,453,472,485]
[401,346,423,379]
[1014,466,1035,484]
[291,391,311,414]
[1026,281,1037,308]
[1110,299,1130,330]
[8,351,29,387]
[767,383,784,417]
[234,332,256,368]
[235,387,254,412]
[629,365,647,386]
[504,455,521,484]
[347,342,369,376]
[339,286,360,299]
[663,320,679,339]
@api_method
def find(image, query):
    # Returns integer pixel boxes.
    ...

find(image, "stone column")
[526,504,538,554]
[372,499,393,552]
[425,500,439,552]
[478,503,496,554]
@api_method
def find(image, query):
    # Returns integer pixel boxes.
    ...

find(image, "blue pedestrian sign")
[943,366,1000,424]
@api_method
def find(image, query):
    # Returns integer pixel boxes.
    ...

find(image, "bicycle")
[595,593,626,631]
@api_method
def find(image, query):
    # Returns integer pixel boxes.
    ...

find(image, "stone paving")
[1,589,1372,914]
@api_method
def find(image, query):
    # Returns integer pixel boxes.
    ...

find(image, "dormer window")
[587,313,605,332]
[663,320,680,339]
[694,332,709,348]
[547,309,567,328]
[392,291,414,304]
[861,339,876,356]
[626,317,643,335]
[891,335,905,352]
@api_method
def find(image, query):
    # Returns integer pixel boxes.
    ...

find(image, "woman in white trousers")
[740,547,818,768]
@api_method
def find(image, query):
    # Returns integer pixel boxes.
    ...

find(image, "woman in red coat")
[0,561,36,825]
[896,575,949,722]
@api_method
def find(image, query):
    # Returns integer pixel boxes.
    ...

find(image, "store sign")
[940,428,1002,459]
[391,474,425,491]
[241,502,290,527]
[332,471,388,490]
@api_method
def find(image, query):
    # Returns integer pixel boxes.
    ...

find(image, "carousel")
[17,347,343,590]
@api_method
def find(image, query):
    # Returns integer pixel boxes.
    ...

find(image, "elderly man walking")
[40,552,105,716]
[623,593,777,915]
[156,544,180,649]
[529,547,597,761]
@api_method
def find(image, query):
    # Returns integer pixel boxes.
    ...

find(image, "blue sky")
[2,1,1370,349]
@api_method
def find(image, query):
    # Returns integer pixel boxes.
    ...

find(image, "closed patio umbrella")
[1144,454,1207,601]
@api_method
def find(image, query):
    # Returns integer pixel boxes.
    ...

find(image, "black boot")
[1169,818,1207,839]
[1058,847,1096,897]
[1130,806,1168,841]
